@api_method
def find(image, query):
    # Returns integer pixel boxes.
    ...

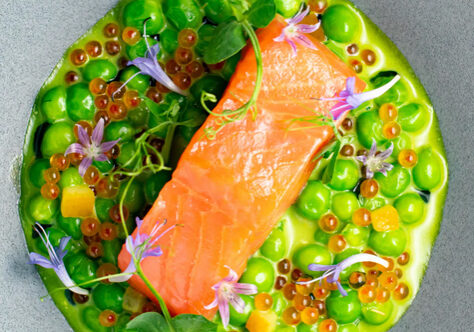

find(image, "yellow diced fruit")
[246,310,277,332]
[372,205,399,232]
[122,286,147,313]
[61,185,95,218]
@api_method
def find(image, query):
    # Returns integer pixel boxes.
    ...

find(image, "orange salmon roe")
[301,307,319,325]
[254,293,273,311]
[393,283,409,301]
[282,307,300,325]
[89,78,107,95]
[318,318,337,332]
[382,121,401,139]
[50,154,70,171]
[122,27,141,45]
[358,285,376,303]
[398,149,418,168]
[379,103,398,122]
[360,179,379,198]
[319,214,338,233]
[328,235,346,253]
[379,272,398,291]
[99,309,117,327]
[352,208,372,227]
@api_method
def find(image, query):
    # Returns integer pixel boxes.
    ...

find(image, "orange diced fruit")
[371,205,399,232]
[61,185,95,218]
[246,310,277,332]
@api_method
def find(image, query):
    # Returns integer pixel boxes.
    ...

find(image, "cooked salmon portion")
[118,17,365,317]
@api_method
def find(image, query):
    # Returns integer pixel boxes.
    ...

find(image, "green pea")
[126,37,158,60]
[58,167,84,189]
[342,223,370,247]
[40,122,75,157]
[392,132,412,157]
[122,0,165,35]
[145,171,172,204]
[335,248,361,281]
[369,229,407,257]
[164,0,204,30]
[260,228,286,261]
[239,257,274,292]
[332,192,360,220]
[147,104,171,138]
[57,215,82,240]
[128,106,149,128]
[66,83,95,121]
[83,59,117,81]
[228,294,254,327]
[29,194,58,223]
[104,121,135,142]
[394,193,425,224]
[35,227,69,255]
[179,104,207,128]
[93,283,125,313]
[117,141,138,169]
[361,196,386,211]
[356,110,385,149]
[222,52,241,81]
[338,324,359,332]
[297,323,318,332]
[82,307,107,332]
[190,75,227,109]
[29,159,50,188]
[293,244,332,276]
[64,251,98,285]
[119,180,145,213]
[160,28,179,55]
[196,24,216,57]
[362,301,393,325]
[120,66,149,93]
[199,0,233,24]
[102,238,122,265]
[272,292,287,315]
[398,103,428,132]
[322,5,360,43]
[413,148,442,190]
[275,0,302,18]
[375,164,410,198]
[326,286,361,323]
[370,72,408,106]
[296,180,331,219]
[95,198,115,222]
[41,86,67,122]
[93,159,115,173]
[314,228,331,245]
[328,159,360,191]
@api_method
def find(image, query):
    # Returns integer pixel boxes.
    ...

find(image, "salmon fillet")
[118,17,365,318]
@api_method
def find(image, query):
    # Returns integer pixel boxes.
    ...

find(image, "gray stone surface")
[0,0,472,331]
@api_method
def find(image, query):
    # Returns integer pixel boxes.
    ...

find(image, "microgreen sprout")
[274,5,320,56]
[204,266,258,328]
[297,253,389,296]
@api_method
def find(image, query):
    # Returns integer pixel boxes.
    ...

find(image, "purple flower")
[356,139,394,178]
[319,75,401,120]
[297,253,389,296]
[113,20,186,98]
[64,118,119,176]
[28,223,88,295]
[204,266,258,328]
[110,218,176,283]
[274,5,320,56]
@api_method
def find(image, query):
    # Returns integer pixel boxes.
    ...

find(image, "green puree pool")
[19,0,448,331]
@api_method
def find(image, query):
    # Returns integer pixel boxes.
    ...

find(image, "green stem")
[161,123,177,165]
[136,266,175,331]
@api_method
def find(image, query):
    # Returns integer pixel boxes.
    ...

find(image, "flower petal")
[294,34,317,51]
[204,295,219,310]
[369,139,378,157]
[91,118,104,144]
[228,294,245,314]
[296,22,321,34]
[289,5,309,25]
[94,154,109,162]
[142,246,163,259]
[218,297,230,328]
[378,143,394,160]
[76,124,90,148]
[223,265,239,283]
[99,139,120,154]
[346,77,357,95]
[356,75,401,104]
[109,261,135,283]
[28,252,55,269]
[64,143,84,156]
[308,264,336,271]
[336,281,348,296]
[78,157,92,177]
[55,264,89,295]
[233,283,258,295]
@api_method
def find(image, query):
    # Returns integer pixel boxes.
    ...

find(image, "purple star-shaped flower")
[64,118,119,176]
[28,223,88,295]
[273,5,321,57]
[319,75,401,120]
[110,217,176,283]
[297,253,388,296]
[356,139,394,178]
[113,20,186,98]
[204,266,258,328]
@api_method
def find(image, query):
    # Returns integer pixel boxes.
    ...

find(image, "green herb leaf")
[172,314,218,332]
[126,312,171,332]
[228,0,252,21]
[322,141,341,184]
[246,0,276,28]
[203,20,247,64]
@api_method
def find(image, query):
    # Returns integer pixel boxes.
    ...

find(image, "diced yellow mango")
[61,185,95,218]
[372,205,399,232]
[122,286,147,313]
[246,310,277,332]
